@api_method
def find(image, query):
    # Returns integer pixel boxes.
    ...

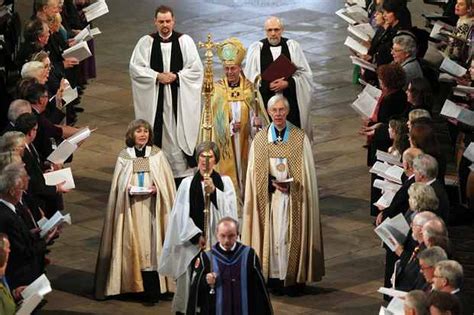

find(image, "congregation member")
[405,79,434,114]
[130,5,203,186]
[428,291,462,315]
[418,246,448,293]
[432,260,473,315]
[412,154,450,221]
[159,141,238,314]
[0,233,16,315]
[208,37,259,199]
[16,19,50,68]
[391,32,423,87]
[0,163,48,289]
[244,16,313,135]
[443,0,474,65]
[187,217,273,315]
[94,119,176,303]
[404,290,428,315]
[242,95,324,297]
[422,218,450,253]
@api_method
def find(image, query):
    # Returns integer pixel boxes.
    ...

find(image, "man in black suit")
[0,163,48,288]
[15,113,69,218]
[432,260,473,315]
[0,99,32,136]
[413,154,450,222]
[376,147,422,293]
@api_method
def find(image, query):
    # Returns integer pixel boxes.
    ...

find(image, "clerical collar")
[268,41,282,47]
[134,145,146,158]
[160,32,173,42]
[270,122,289,143]
[218,242,237,252]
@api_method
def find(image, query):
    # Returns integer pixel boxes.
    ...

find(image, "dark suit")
[382,176,415,220]
[453,290,474,315]
[23,144,60,218]
[32,109,63,163]
[430,179,450,222]
[0,202,46,288]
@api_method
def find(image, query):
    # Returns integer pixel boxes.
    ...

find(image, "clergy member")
[208,37,262,200]
[129,5,203,185]
[187,217,273,315]
[94,119,176,302]
[241,95,324,296]
[244,16,313,136]
[159,141,238,314]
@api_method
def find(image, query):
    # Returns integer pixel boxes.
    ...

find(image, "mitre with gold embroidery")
[217,37,246,66]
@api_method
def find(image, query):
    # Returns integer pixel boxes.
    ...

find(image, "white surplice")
[158,174,238,313]
[129,33,203,177]
[244,39,314,139]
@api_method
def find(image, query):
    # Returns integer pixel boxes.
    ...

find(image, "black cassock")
[187,242,273,315]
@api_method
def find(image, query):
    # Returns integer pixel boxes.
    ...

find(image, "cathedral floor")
[14,0,435,314]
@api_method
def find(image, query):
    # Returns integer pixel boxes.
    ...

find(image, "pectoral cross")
[276,135,283,142]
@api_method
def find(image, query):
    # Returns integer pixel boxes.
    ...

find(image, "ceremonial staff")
[253,74,271,127]
[198,33,219,295]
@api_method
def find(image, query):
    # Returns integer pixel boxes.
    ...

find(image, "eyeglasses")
[420,265,433,271]
[391,47,405,53]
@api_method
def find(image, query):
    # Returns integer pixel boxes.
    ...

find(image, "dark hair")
[409,120,441,158]
[408,78,434,113]
[389,119,409,154]
[23,19,46,43]
[155,5,174,18]
[124,119,154,148]
[377,64,406,90]
[428,234,451,254]
[23,82,47,104]
[382,0,404,20]
[34,0,50,13]
[14,113,38,135]
[428,291,461,315]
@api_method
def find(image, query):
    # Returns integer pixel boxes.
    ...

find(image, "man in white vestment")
[244,16,313,137]
[242,95,324,297]
[129,5,203,184]
[159,141,238,314]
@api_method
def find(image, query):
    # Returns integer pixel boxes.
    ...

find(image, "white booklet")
[16,293,43,315]
[336,8,357,24]
[84,0,109,22]
[62,85,78,106]
[376,150,403,167]
[384,165,404,184]
[374,190,397,209]
[373,179,402,193]
[129,186,154,195]
[369,161,390,177]
[362,83,382,99]
[430,20,454,40]
[43,167,75,190]
[344,36,369,55]
[374,213,410,251]
[350,55,377,71]
[37,211,72,238]
[377,287,407,298]
[62,41,92,62]
[21,274,52,300]
[347,23,375,41]
[386,297,405,315]
[73,24,92,42]
[68,127,93,145]
[439,57,468,77]
[463,142,474,162]
[47,140,78,164]
[440,99,474,126]
[454,84,474,94]
[351,91,377,118]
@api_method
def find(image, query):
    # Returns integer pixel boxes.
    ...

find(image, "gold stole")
[253,126,305,284]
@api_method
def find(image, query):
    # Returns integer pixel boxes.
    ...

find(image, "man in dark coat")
[187,217,273,315]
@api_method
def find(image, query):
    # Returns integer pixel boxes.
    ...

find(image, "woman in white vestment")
[94,119,176,303]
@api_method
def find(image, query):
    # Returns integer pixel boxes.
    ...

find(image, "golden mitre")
[217,37,246,66]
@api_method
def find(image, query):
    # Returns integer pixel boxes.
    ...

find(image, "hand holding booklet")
[129,186,154,195]
[374,213,410,251]
[440,99,474,126]
[43,167,75,190]
[344,36,369,55]
[439,57,468,77]
[37,210,72,238]
[47,127,94,164]
[21,274,52,300]
[351,90,377,118]
[62,41,92,62]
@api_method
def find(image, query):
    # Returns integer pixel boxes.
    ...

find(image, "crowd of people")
[343,0,474,314]
[0,0,98,314]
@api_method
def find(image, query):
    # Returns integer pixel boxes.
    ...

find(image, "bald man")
[244,16,313,137]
